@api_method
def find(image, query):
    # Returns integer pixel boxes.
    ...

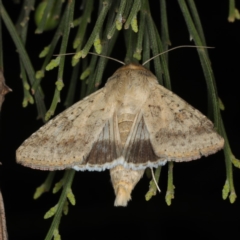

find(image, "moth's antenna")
[88,52,126,65]
[151,168,161,193]
[142,45,214,66]
[54,52,126,66]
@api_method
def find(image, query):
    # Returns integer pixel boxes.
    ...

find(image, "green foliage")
[0,0,239,239]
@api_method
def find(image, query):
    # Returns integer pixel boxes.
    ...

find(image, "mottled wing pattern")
[143,84,224,162]
[16,89,116,170]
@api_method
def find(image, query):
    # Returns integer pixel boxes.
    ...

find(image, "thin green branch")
[115,0,127,30]
[145,167,162,201]
[187,0,208,58]
[154,26,171,90]
[57,0,74,80]
[219,117,237,203]
[33,172,56,199]
[228,0,235,22]
[14,1,26,32]
[44,170,75,240]
[16,0,35,107]
[187,0,206,45]
[77,0,112,59]
[178,0,220,129]
[144,2,163,84]
[64,63,80,107]
[45,0,75,121]
[83,2,119,95]
[124,28,136,64]
[33,6,68,93]
[178,0,238,206]
[16,0,35,31]
[165,162,174,206]
[17,1,30,42]
[85,55,98,95]
[142,26,150,68]
[106,20,117,40]
[107,0,127,39]
[73,0,93,49]
[124,0,141,30]
[122,0,132,23]
[0,3,46,119]
[79,58,88,86]
[91,12,120,89]
[133,7,145,60]
[88,29,119,94]
[51,0,63,23]
[160,0,171,50]
[142,0,171,90]
[20,61,34,107]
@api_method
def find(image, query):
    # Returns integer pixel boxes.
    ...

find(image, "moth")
[16,63,224,206]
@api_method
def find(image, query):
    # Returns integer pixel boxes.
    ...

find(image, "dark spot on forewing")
[148,105,161,117]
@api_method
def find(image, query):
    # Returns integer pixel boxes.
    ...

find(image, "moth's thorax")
[106,63,158,115]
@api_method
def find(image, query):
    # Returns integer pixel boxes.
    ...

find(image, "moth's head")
[114,63,155,77]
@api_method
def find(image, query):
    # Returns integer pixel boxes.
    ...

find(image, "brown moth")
[16,63,224,206]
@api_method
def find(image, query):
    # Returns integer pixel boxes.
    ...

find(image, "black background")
[1,1,240,239]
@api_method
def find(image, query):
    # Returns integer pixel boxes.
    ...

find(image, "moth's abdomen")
[110,113,144,206]
[118,113,135,146]
[110,165,144,206]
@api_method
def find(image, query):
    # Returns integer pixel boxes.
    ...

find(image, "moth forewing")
[16,88,115,170]
[142,83,224,161]
[16,63,224,206]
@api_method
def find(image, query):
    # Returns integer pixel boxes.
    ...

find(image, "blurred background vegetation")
[0,1,240,239]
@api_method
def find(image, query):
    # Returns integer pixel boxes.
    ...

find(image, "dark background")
[1,1,240,239]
